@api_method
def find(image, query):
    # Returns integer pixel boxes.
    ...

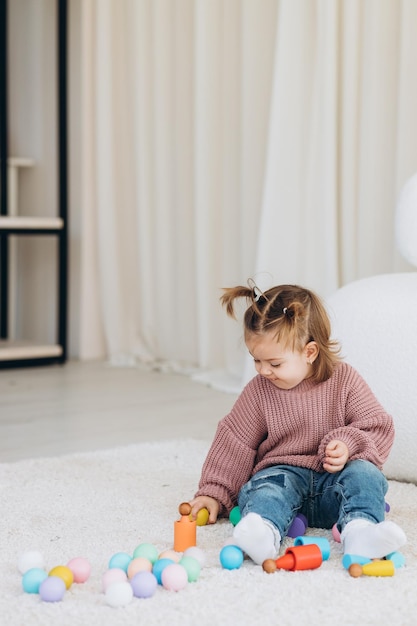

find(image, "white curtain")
[77,0,417,389]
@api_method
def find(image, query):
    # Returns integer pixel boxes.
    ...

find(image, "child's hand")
[323,439,349,473]
[188,496,220,524]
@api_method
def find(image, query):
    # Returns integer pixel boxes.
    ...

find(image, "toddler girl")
[189,282,406,564]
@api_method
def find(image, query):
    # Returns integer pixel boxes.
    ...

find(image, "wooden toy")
[174,502,196,552]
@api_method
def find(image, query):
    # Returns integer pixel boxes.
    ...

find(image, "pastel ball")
[131,571,158,598]
[127,557,153,579]
[152,558,175,585]
[161,563,188,592]
[133,543,159,564]
[179,556,201,582]
[18,550,45,574]
[105,581,134,608]
[287,514,307,538]
[220,545,244,570]
[332,523,341,543]
[48,565,74,589]
[102,568,127,592]
[22,568,48,594]
[108,552,132,573]
[159,549,181,563]
[229,506,241,527]
[66,557,91,583]
[39,576,66,602]
[183,546,206,568]
[193,508,209,526]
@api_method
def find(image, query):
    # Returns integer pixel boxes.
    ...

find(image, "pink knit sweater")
[195,362,394,515]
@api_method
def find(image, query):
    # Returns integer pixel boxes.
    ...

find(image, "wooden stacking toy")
[174,503,197,552]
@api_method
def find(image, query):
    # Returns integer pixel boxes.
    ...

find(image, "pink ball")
[161,563,188,592]
[67,557,91,583]
[102,568,127,592]
[332,523,341,543]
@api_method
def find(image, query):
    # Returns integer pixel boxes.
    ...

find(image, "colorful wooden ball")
[39,576,66,602]
[22,568,48,593]
[179,556,201,582]
[229,506,241,526]
[66,557,91,583]
[108,552,132,573]
[133,543,159,564]
[183,546,206,568]
[18,550,45,574]
[158,549,181,563]
[102,568,127,592]
[48,565,74,589]
[130,571,158,598]
[193,508,209,526]
[219,545,244,570]
[287,514,308,538]
[161,563,188,591]
[127,557,152,579]
[105,581,134,607]
[332,523,341,543]
[152,558,175,585]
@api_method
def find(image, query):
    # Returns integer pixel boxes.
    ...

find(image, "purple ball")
[287,514,308,538]
[39,576,66,602]
[130,571,158,598]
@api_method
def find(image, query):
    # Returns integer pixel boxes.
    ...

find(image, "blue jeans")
[237,460,388,537]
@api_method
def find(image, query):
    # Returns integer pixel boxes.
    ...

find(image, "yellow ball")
[192,508,209,526]
[49,565,74,589]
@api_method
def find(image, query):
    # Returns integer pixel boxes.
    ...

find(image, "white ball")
[183,546,206,568]
[18,551,45,574]
[105,581,133,607]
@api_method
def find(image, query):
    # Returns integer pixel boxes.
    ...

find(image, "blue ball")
[108,552,132,573]
[152,558,175,585]
[22,568,48,594]
[131,571,158,598]
[219,545,244,570]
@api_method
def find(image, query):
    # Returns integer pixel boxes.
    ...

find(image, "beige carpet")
[1,440,416,626]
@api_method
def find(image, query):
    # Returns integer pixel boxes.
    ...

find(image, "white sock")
[341,519,407,559]
[232,512,280,565]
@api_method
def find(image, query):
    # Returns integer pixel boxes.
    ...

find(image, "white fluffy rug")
[1,440,417,626]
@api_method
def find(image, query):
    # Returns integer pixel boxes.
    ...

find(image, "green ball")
[179,556,201,582]
[229,506,241,526]
[133,543,159,564]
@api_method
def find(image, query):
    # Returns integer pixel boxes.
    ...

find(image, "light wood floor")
[0,361,237,463]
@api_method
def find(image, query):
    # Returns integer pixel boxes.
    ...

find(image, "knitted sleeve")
[317,366,394,469]
[194,379,268,515]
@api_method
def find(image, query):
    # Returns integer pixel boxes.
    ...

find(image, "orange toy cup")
[275,543,323,571]
[174,503,197,552]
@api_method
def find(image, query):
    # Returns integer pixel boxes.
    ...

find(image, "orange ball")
[348,563,363,578]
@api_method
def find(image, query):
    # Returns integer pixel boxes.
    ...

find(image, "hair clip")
[248,278,264,302]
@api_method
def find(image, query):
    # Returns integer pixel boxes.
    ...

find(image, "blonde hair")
[221,282,341,383]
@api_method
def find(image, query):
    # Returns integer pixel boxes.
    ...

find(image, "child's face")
[246,331,312,390]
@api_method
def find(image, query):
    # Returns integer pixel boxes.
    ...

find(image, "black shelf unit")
[0,0,68,368]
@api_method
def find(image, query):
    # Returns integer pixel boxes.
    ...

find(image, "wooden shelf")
[0,341,63,361]
[0,215,64,232]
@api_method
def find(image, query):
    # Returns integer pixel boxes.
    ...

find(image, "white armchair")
[326,173,417,484]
